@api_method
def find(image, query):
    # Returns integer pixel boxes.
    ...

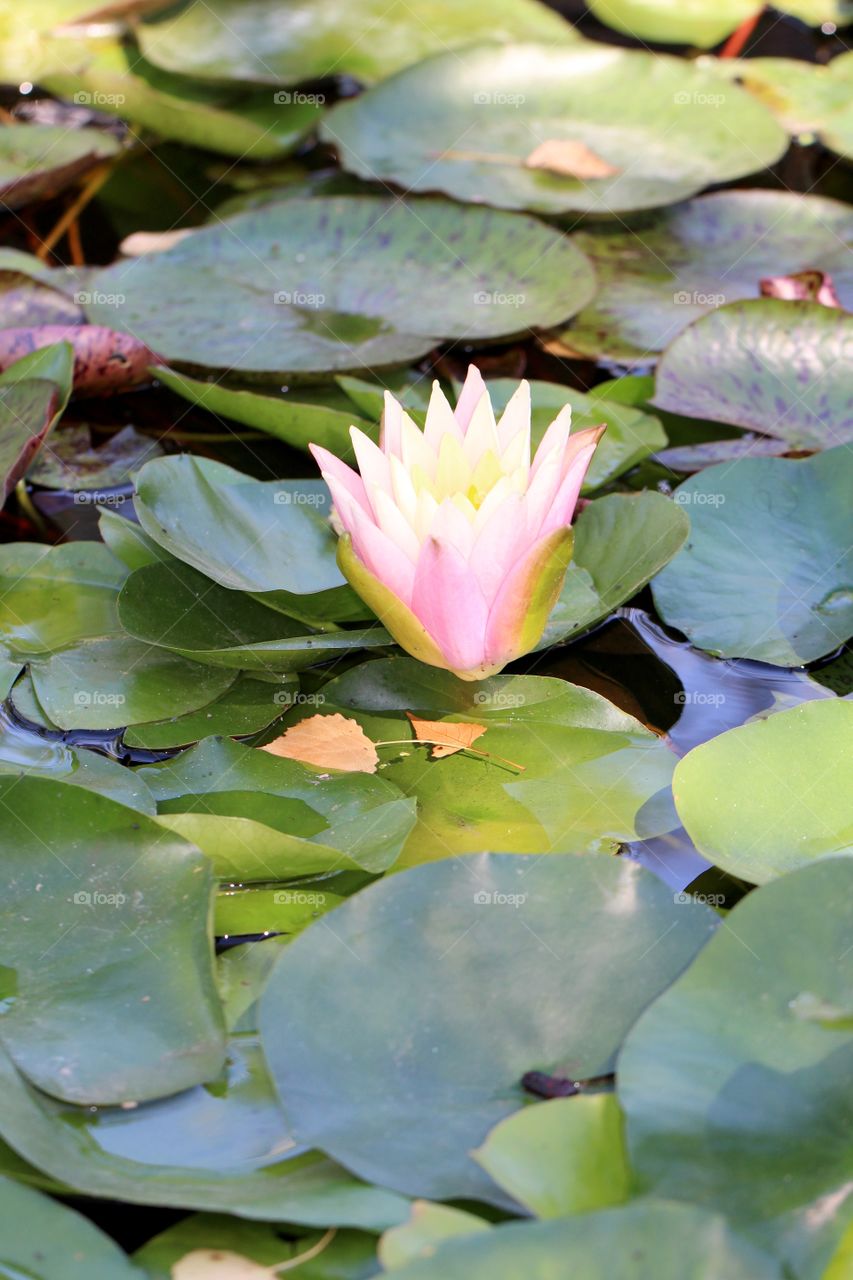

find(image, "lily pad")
[312,658,680,864]
[588,0,849,47]
[0,541,126,658]
[653,300,853,448]
[259,853,717,1200]
[153,365,373,463]
[214,886,343,938]
[713,53,853,160]
[122,674,298,749]
[0,342,74,504]
[137,0,574,86]
[323,45,787,215]
[0,776,225,1105]
[0,122,120,210]
[673,701,853,884]
[652,449,853,665]
[550,190,853,365]
[369,1203,781,1279]
[540,491,690,648]
[28,424,162,491]
[84,197,597,376]
[618,857,853,1277]
[0,1176,142,1279]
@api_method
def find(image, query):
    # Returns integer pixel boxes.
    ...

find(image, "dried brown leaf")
[262,713,378,774]
[525,139,619,180]
[406,713,487,759]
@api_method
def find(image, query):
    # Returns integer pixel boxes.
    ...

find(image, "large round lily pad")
[652,449,853,665]
[673,701,853,884]
[653,299,853,448]
[619,857,853,1277]
[713,53,853,160]
[0,123,120,211]
[588,0,848,47]
[137,0,574,86]
[0,776,225,1106]
[259,853,716,1200]
[323,44,787,216]
[550,190,853,365]
[85,196,596,376]
[0,1176,142,1280]
[311,658,680,864]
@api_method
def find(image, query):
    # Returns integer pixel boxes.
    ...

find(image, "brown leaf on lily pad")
[525,139,619,181]
[171,1249,282,1279]
[0,325,162,396]
[262,713,379,774]
[406,713,487,759]
[759,270,840,308]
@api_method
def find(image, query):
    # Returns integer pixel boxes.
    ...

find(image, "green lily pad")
[0,776,225,1105]
[259,853,716,1200]
[118,559,391,671]
[215,886,343,938]
[0,1176,142,1279]
[673,701,853,884]
[380,1204,490,1270]
[652,449,853,665]
[551,190,853,366]
[365,1203,781,1279]
[132,455,371,623]
[0,1027,407,1230]
[323,44,786,215]
[483,379,666,491]
[85,197,596,377]
[472,1094,631,1217]
[0,122,120,211]
[713,53,853,160]
[0,343,74,504]
[312,658,680,864]
[588,0,849,47]
[122,674,298,749]
[137,0,574,86]
[154,365,373,463]
[0,541,126,658]
[540,491,690,648]
[97,508,174,572]
[618,857,853,1278]
[653,300,853,448]
[43,43,322,160]
[29,635,237,730]
[141,735,417,877]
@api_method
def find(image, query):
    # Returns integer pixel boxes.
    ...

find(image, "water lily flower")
[309,367,603,680]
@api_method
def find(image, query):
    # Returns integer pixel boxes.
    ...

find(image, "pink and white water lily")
[310,366,604,680]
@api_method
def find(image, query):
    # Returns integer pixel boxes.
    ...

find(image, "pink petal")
[483,530,564,667]
[309,443,371,515]
[423,380,463,450]
[540,431,604,536]
[410,537,489,674]
[529,405,572,479]
[427,498,475,559]
[350,426,392,519]
[380,391,403,458]
[497,380,530,452]
[334,486,415,606]
[454,364,487,431]
[469,493,527,605]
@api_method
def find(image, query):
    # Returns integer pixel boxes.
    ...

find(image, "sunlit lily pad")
[259,853,716,1200]
[712,53,853,160]
[673,701,853,883]
[367,1203,781,1278]
[293,658,680,864]
[0,1176,141,1279]
[0,776,225,1105]
[0,122,120,211]
[550,190,853,365]
[653,300,853,448]
[137,0,575,86]
[588,0,849,47]
[84,197,597,376]
[619,857,853,1277]
[323,45,786,215]
[652,449,853,665]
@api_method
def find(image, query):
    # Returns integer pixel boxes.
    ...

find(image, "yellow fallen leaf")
[171,1250,279,1280]
[405,713,487,759]
[261,713,378,773]
[525,139,619,180]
